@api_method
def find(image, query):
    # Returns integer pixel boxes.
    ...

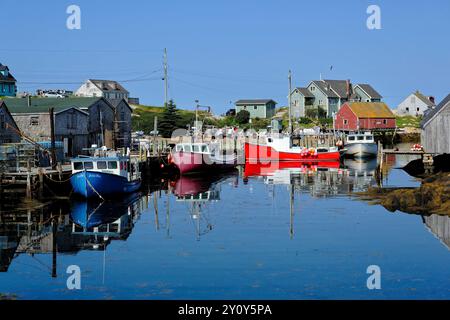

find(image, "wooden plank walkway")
[382,149,438,155]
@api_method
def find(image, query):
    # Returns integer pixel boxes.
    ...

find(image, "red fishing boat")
[245,135,341,162]
[169,142,237,175]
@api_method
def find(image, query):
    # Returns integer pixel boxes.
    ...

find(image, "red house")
[334,102,396,131]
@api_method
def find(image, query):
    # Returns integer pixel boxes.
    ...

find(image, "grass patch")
[396,115,422,128]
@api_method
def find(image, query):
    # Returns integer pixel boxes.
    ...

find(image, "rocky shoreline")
[355,173,450,215]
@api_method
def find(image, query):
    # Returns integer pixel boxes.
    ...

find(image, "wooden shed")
[334,102,396,131]
[421,93,450,154]
[0,100,21,144]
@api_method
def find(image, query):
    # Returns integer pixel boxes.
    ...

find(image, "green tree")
[235,110,250,124]
[158,100,182,138]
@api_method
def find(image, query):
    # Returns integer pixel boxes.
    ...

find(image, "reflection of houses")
[424,215,450,250]
[262,162,377,197]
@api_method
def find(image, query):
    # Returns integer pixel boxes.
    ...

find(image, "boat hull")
[71,171,141,199]
[170,151,236,175]
[244,143,341,162]
[344,143,378,158]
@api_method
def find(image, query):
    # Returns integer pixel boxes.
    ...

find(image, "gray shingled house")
[421,93,450,154]
[5,97,116,156]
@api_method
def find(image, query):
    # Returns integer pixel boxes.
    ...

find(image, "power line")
[18,71,163,85]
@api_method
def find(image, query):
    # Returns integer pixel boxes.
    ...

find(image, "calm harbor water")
[1,153,450,300]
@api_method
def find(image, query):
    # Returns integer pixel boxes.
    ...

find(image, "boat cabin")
[264,136,338,153]
[174,143,211,154]
[346,132,375,144]
[71,156,140,181]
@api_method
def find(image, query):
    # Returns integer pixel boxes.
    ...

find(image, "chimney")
[346,80,350,99]
[429,96,435,105]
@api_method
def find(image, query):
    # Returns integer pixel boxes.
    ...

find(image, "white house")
[397,91,435,116]
[75,79,129,101]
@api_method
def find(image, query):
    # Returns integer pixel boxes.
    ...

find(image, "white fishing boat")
[343,132,378,158]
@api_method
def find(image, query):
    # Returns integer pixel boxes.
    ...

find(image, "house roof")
[346,102,395,118]
[0,63,16,83]
[356,84,383,99]
[235,99,277,105]
[0,100,20,130]
[323,80,350,98]
[108,98,133,112]
[3,97,103,114]
[294,87,315,98]
[89,79,129,94]
[421,93,450,128]
[310,81,339,98]
[414,91,435,107]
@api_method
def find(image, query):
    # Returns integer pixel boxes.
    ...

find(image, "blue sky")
[2,0,449,113]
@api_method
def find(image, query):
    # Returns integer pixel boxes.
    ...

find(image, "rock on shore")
[356,173,450,215]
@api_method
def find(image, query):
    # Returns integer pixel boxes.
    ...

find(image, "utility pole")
[163,48,168,107]
[49,108,57,169]
[288,70,292,134]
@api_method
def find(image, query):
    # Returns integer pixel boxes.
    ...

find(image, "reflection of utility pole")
[289,184,294,240]
[153,192,159,230]
[166,190,170,237]
[51,217,57,278]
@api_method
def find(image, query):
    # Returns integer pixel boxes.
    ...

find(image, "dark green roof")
[1,97,102,114]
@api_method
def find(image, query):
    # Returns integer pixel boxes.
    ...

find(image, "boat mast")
[288,70,292,134]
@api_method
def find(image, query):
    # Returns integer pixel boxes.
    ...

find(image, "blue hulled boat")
[70,151,141,199]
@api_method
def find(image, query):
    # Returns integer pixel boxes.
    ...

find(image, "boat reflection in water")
[69,192,143,249]
[243,158,378,197]
[0,193,145,277]
[170,171,238,240]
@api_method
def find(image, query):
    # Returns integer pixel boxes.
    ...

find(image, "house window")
[383,119,387,125]
[120,111,125,120]
[311,86,315,91]
[30,116,39,126]
[417,107,420,111]
[343,119,348,125]
[254,105,257,110]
